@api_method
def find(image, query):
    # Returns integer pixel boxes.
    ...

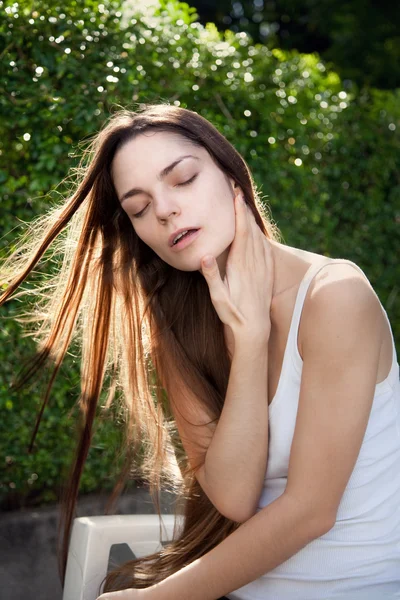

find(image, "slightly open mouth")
[173,229,199,246]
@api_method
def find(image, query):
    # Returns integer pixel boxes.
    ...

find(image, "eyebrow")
[119,154,200,204]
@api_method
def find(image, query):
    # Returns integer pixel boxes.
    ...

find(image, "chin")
[163,257,201,272]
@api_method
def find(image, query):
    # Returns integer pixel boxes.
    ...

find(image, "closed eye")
[132,174,198,218]
[176,174,198,188]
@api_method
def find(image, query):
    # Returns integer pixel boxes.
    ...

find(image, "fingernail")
[203,256,214,268]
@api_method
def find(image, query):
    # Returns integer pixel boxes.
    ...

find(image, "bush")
[1,0,399,508]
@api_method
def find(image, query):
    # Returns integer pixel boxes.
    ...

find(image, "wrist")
[233,329,270,352]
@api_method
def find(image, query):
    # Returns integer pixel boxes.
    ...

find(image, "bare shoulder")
[300,261,384,355]
[307,260,377,306]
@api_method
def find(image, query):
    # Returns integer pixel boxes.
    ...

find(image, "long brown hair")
[0,103,281,592]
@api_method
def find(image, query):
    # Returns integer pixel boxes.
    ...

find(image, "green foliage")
[189,0,400,90]
[0,300,126,508]
[1,0,399,507]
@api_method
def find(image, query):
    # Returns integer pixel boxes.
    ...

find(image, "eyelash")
[132,174,198,219]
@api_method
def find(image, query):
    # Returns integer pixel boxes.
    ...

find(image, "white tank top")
[227,259,400,599]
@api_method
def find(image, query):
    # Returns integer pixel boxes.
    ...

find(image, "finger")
[200,255,231,317]
[234,193,250,245]
[245,203,264,249]
[236,193,256,255]
[230,193,255,273]
[200,255,220,283]
[200,256,224,300]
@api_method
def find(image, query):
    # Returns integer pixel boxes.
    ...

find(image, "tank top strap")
[287,258,338,350]
[287,258,398,380]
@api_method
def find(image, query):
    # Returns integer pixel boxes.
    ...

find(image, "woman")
[1,103,399,599]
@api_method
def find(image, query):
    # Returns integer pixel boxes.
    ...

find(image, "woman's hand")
[200,192,274,346]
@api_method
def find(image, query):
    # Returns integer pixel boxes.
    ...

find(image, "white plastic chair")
[63,514,177,600]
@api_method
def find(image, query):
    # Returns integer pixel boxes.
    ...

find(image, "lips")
[170,228,201,252]
[169,227,200,247]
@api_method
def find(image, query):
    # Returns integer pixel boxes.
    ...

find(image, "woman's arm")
[170,334,269,524]
[145,490,329,600]
[138,266,384,600]
[201,335,269,522]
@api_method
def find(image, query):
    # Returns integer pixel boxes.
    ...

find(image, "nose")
[154,194,181,223]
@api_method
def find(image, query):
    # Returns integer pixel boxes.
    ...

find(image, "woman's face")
[111,130,240,275]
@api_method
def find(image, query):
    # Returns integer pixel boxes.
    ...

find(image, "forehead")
[113,130,200,169]
[111,131,208,196]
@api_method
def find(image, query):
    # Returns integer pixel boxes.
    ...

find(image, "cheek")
[209,205,236,251]
[128,223,151,252]
[139,229,167,258]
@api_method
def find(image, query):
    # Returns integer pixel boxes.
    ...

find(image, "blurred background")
[0,0,399,597]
